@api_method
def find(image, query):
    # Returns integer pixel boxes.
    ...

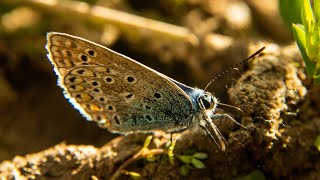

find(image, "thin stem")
[111,148,166,180]
[3,0,198,45]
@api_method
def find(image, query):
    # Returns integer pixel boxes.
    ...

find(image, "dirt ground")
[0,0,319,179]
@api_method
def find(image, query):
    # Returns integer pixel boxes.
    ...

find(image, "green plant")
[177,152,208,176]
[292,0,320,84]
[279,0,303,27]
[236,170,266,180]
[314,135,320,151]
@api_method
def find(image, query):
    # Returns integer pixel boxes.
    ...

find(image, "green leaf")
[279,0,303,26]
[191,158,205,169]
[315,0,320,22]
[192,152,208,160]
[236,170,266,180]
[314,135,320,151]
[293,23,316,76]
[314,75,320,84]
[177,155,192,164]
[179,165,190,176]
[301,0,314,34]
[143,135,153,148]
[302,0,320,63]
[124,171,142,179]
[146,155,156,162]
[299,0,320,82]
[312,0,320,80]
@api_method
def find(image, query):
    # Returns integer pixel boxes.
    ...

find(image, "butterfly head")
[195,91,226,151]
[198,92,217,111]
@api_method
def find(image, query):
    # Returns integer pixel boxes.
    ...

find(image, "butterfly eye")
[199,93,215,110]
[200,98,211,109]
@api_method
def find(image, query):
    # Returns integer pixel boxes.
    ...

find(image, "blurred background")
[0,0,294,162]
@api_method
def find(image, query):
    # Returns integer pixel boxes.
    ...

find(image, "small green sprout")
[179,165,190,176]
[236,170,266,180]
[314,135,320,151]
[177,152,208,176]
[192,152,208,159]
[191,158,205,169]
[123,170,142,179]
[292,0,320,84]
[167,139,176,164]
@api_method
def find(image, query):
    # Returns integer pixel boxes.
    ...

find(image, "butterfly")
[46,32,264,151]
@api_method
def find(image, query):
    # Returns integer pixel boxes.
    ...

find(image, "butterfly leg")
[211,113,246,129]
[168,126,189,134]
[200,116,227,151]
[205,113,246,151]
[199,123,222,149]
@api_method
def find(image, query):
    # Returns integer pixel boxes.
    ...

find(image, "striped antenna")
[204,47,265,91]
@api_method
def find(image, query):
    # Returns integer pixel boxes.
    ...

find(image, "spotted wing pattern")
[46,32,194,134]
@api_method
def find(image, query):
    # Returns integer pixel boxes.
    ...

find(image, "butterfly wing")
[46,32,194,134]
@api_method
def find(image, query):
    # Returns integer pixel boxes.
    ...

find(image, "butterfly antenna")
[204,47,265,91]
[217,102,245,114]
